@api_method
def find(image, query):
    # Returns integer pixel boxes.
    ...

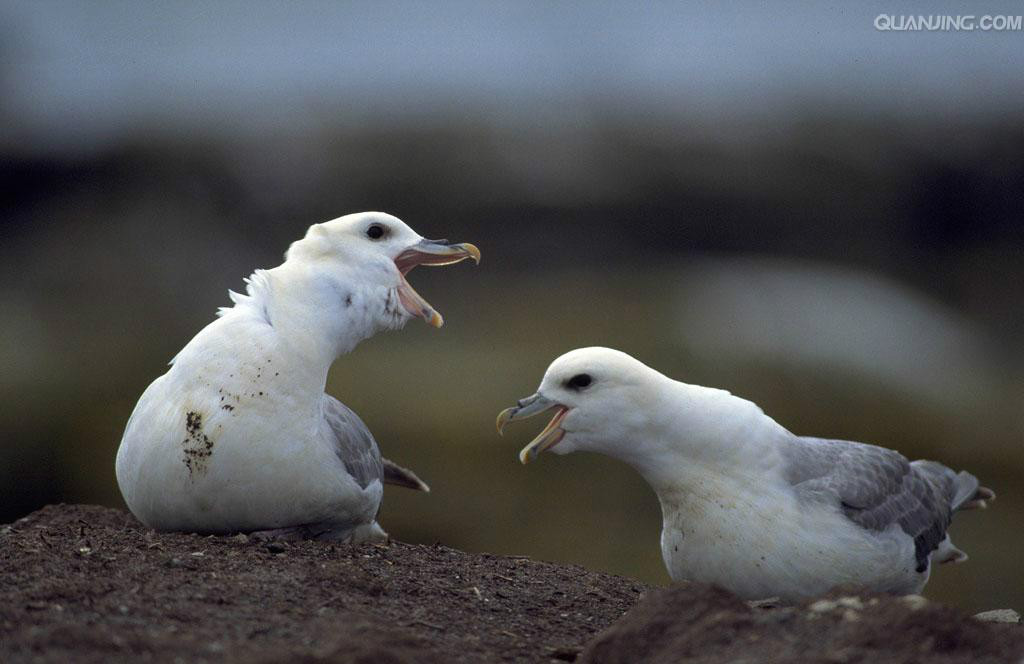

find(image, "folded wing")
[781,436,989,573]
[322,394,383,491]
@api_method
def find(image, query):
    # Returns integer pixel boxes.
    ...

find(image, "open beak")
[394,238,481,328]
[496,393,569,464]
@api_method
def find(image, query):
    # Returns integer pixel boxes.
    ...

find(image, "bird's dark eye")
[566,373,592,390]
[366,224,386,240]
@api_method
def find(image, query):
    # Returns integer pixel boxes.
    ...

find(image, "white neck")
[218,263,403,388]
[598,381,788,497]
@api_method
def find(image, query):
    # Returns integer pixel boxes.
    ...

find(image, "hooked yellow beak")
[394,239,481,327]
[496,393,569,464]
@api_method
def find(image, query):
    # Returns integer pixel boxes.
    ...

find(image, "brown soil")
[2,505,1021,664]
[580,585,1024,664]
[0,505,645,663]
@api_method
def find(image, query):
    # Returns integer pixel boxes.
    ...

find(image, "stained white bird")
[497,347,993,601]
[116,212,479,542]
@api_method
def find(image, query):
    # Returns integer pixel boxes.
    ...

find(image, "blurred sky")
[4,0,1024,152]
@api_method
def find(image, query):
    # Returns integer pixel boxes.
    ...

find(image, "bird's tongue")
[397,272,444,328]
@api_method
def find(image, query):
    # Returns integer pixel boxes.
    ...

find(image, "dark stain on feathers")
[182,411,215,478]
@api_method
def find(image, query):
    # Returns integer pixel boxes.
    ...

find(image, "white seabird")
[116,212,479,542]
[497,347,994,601]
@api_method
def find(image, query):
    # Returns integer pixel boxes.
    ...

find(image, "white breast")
[115,315,380,535]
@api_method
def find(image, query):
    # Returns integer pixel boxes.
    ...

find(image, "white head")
[285,211,479,324]
[497,347,673,464]
[245,212,479,359]
[497,347,776,484]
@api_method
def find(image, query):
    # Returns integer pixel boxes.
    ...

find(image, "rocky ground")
[2,505,1021,663]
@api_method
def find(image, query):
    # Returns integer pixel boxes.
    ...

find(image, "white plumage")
[116,212,478,541]
[498,347,993,601]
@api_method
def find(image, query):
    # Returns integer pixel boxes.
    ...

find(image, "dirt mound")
[2,505,1020,663]
[0,505,646,663]
[579,584,1024,664]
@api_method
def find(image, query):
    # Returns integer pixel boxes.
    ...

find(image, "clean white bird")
[116,212,479,542]
[497,347,993,601]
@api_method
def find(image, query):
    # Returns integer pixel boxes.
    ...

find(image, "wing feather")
[781,437,960,573]
[321,395,383,491]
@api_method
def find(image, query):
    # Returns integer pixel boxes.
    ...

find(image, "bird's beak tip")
[496,407,515,434]
[462,243,482,265]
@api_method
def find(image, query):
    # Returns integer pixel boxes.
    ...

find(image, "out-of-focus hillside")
[3,117,1022,615]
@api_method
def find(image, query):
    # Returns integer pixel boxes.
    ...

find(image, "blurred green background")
[2,2,1021,613]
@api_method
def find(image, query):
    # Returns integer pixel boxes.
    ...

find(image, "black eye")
[566,373,592,390]
[366,224,386,240]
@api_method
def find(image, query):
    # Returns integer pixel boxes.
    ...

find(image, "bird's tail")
[381,458,430,492]
[952,470,995,511]
[912,462,994,511]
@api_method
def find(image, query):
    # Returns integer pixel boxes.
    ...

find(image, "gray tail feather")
[952,470,994,511]
[913,462,994,511]
[382,458,430,492]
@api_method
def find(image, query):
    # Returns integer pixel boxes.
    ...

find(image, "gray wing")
[321,395,383,490]
[780,436,962,573]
